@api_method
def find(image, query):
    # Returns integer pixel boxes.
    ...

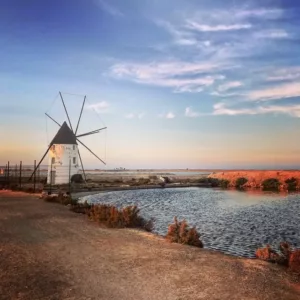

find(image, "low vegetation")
[87,204,153,231]
[44,193,77,206]
[219,179,230,189]
[261,178,280,191]
[285,177,298,191]
[256,242,300,274]
[235,177,248,189]
[166,217,203,248]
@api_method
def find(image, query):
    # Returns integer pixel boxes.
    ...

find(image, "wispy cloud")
[236,8,283,19]
[159,112,175,119]
[254,29,290,39]
[218,81,244,92]
[86,101,109,113]
[125,112,145,119]
[266,67,300,82]
[248,82,300,101]
[95,0,123,17]
[186,21,252,32]
[185,107,200,117]
[213,102,300,117]
[111,61,226,93]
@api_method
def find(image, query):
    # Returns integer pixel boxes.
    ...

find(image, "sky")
[1,0,300,169]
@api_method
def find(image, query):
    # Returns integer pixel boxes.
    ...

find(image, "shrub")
[219,179,230,189]
[166,217,203,248]
[87,204,153,231]
[262,178,280,191]
[70,200,92,214]
[207,178,220,187]
[71,174,83,183]
[285,177,297,191]
[44,193,77,206]
[289,250,300,274]
[256,242,292,266]
[235,177,248,188]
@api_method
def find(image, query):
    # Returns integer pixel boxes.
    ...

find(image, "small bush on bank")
[262,178,280,191]
[207,178,220,187]
[44,193,77,206]
[289,250,300,273]
[219,179,230,189]
[235,177,248,189]
[256,242,300,273]
[71,174,84,183]
[87,204,153,232]
[285,177,297,191]
[70,201,92,214]
[166,217,203,248]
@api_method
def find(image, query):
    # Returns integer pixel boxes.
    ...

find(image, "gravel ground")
[0,190,299,300]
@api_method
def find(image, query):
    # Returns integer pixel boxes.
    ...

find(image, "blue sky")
[1,0,300,169]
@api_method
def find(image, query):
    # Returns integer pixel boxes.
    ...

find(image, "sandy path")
[0,191,299,300]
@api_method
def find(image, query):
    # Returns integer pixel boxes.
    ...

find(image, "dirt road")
[0,190,299,300]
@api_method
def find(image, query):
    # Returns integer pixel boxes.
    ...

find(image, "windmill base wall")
[47,143,80,185]
[47,166,79,184]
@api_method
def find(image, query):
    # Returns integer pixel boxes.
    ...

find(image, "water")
[80,188,300,258]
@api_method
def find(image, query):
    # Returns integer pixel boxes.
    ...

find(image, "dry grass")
[165,217,203,248]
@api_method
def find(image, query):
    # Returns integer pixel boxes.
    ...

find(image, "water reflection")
[81,188,300,258]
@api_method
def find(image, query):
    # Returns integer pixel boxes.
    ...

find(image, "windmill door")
[50,171,56,184]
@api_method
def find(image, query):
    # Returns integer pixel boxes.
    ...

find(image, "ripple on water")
[80,188,300,258]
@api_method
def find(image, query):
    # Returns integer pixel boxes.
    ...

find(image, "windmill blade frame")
[59,91,73,131]
[76,127,107,138]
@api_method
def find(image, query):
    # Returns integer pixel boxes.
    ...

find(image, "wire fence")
[0,161,48,192]
[0,160,87,193]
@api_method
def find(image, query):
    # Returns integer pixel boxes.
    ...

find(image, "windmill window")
[51,157,55,164]
[73,145,75,150]
[73,157,76,164]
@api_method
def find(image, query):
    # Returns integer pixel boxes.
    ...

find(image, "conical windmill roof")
[50,122,77,145]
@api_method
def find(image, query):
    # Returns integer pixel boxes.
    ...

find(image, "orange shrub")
[166,217,203,248]
[289,250,300,274]
[87,204,153,231]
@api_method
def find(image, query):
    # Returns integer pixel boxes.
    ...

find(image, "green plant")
[219,179,230,189]
[235,177,248,188]
[285,177,297,191]
[262,178,280,191]
[166,217,203,248]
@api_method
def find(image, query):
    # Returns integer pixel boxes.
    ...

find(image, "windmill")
[29,92,107,184]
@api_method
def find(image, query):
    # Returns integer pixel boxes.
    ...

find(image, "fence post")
[49,163,52,194]
[19,161,22,189]
[69,158,71,194]
[33,160,36,193]
[7,161,10,187]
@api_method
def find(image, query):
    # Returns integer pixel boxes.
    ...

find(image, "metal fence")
[0,161,47,192]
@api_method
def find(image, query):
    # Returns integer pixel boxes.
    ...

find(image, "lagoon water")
[81,188,300,258]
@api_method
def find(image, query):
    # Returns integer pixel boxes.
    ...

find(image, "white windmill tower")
[29,92,107,184]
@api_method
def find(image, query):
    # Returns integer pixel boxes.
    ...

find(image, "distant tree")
[262,178,280,191]
[285,177,297,191]
[220,179,230,189]
[235,177,248,189]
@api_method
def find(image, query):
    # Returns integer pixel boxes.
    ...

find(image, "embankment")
[209,170,300,189]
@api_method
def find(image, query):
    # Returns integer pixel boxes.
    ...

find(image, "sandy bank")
[0,190,299,300]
